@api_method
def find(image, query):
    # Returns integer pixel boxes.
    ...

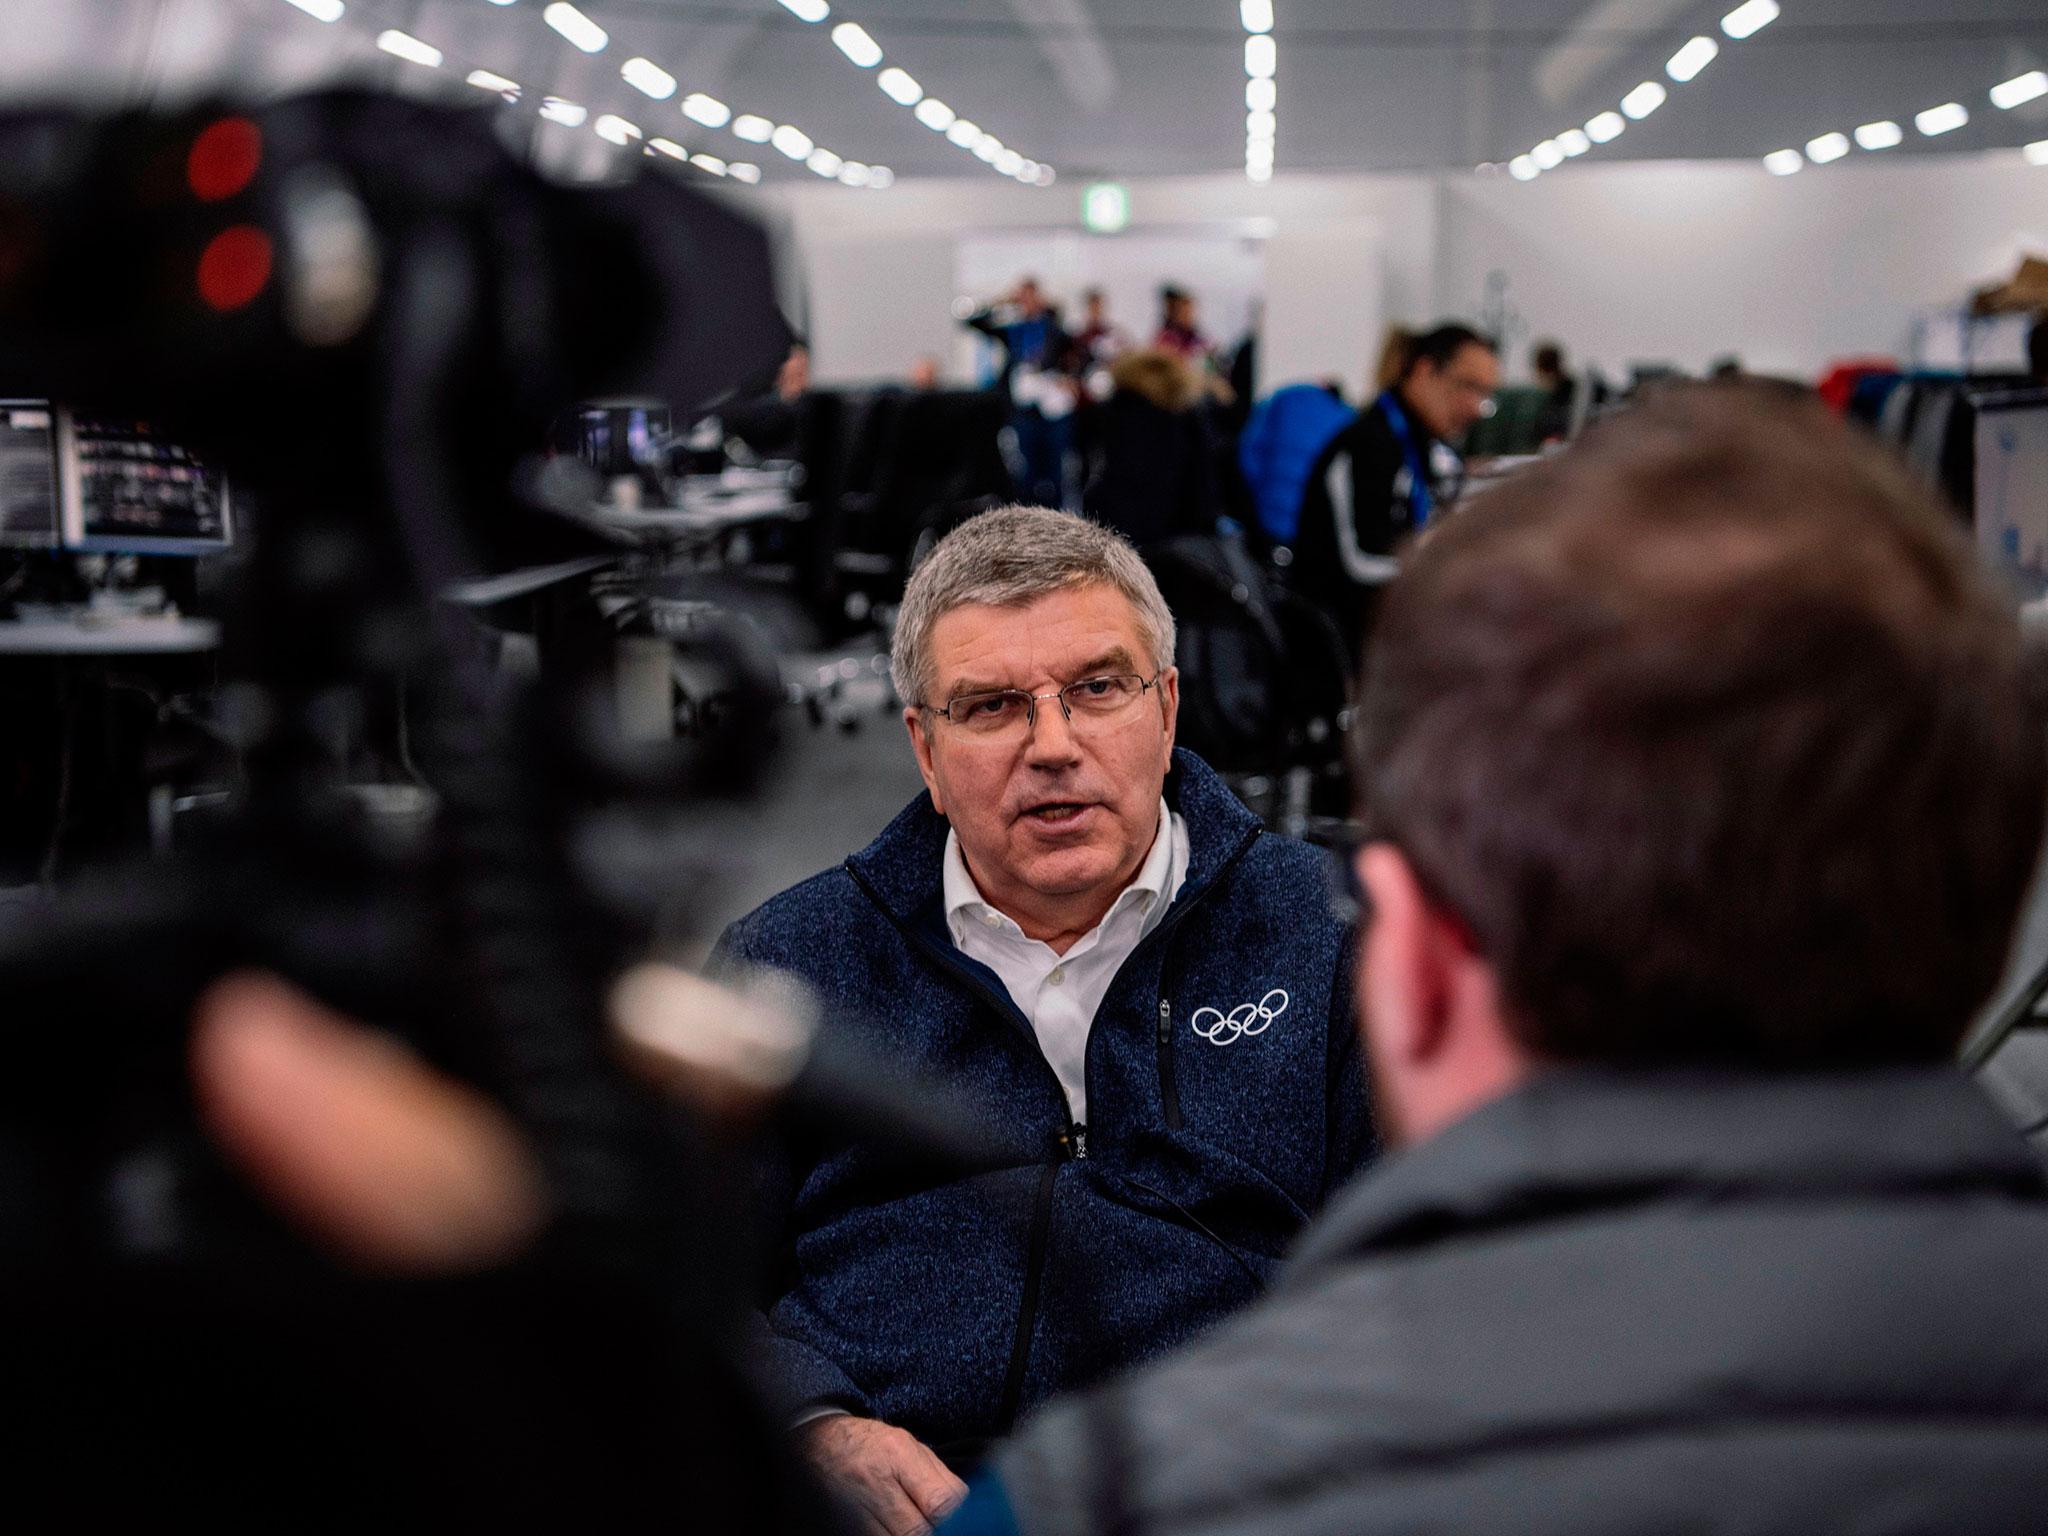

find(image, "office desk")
[0,616,221,655]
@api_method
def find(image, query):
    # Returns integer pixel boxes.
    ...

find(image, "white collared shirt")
[943,798,1189,1125]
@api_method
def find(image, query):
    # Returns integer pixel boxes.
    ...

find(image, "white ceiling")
[8,0,2048,184]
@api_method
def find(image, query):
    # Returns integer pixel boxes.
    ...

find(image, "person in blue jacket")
[716,504,1374,1535]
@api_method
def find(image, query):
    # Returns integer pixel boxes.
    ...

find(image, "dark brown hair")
[1354,380,2047,1066]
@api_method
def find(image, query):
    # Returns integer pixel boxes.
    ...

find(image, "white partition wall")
[1260,221,1384,400]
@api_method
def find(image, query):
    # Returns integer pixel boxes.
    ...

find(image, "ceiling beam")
[1001,0,1117,114]
[1535,0,1693,110]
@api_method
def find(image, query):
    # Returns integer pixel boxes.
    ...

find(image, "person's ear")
[1356,843,1458,1070]
[905,707,946,817]
[1156,667,1179,757]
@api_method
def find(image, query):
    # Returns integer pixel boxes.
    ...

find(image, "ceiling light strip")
[1504,0,1780,184]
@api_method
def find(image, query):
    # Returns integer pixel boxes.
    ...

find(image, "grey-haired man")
[716,505,1375,1534]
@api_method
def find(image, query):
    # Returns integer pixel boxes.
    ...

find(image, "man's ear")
[1156,666,1179,757]
[1356,843,1459,1070]
[905,707,946,817]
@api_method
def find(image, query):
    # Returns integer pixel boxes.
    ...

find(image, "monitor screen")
[58,410,232,555]
[0,399,59,548]
[1975,390,2048,602]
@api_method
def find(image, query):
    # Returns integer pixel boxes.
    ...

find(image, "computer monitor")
[57,409,232,555]
[1972,389,2048,601]
[0,398,60,548]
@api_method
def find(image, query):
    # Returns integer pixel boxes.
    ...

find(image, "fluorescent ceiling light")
[839,161,872,187]
[778,0,830,19]
[1509,155,1539,181]
[283,0,343,21]
[691,154,729,176]
[946,118,981,147]
[771,124,815,159]
[878,68,922,105]
[595,115,642,146]
[1246,78,1277,112]
[1558,128,1591,157]
[1240,0,1273,34]
[728,162,763,184]
[807,148,844,177]
[466,69,520,96]
[1033,165,1055,186]
[831,23,883,67]
[1586,111,1626,143]
[732,114,774,143]
[648,137,688,160]
[1245,34,1277,79]
[1763,148,1803,175]
[868,166,895,188]
[973,135,1004,163]
[1916,102,1969,136]
[543,3,607,53]
[1666,36,1719,83]
[539,97,587,127]
[915,98,957,130]
[1720,0,1779,40]
[1992,71,2048,111]
[1621,81,1667,120]
[1247,164,1273,184]
[1854,120,1903,151]
[1804,132,1850,164]
[682,94,732,128]
[994,148,1024,176]
[2026,140,2048,166]
[376,30,441,67]
[1014,160,1039,182]
[1247,109,1277,139]
[1532,139,1564,170]
[621,58,676,100]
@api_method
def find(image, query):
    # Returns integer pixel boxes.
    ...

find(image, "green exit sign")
[1082,181,1130,234]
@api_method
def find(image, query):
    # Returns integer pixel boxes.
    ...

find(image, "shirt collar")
[944,796,1176,945]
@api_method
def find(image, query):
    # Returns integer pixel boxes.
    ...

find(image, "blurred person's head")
[1531,340,1567,385]
[1084,287,1107,326]
[1350,381,2046,1146]
[895,506,1180,945]
[1160,285,1195,332]
[1015,277,1046,316]
[1397,323,1498,439]
[776,342,810,401]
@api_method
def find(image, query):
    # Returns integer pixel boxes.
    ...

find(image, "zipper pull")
[1158,997,1171,1042]
[1070,1123,1088,1160]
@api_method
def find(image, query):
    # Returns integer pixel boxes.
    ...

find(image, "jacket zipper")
[1156,996,1181,1130]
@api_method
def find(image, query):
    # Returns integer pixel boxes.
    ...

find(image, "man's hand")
[800,1414,967,1536]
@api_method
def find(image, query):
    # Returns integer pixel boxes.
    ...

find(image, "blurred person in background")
[1151,285,1213,367]
[952,380,2048,1535]
[1291,321,1499,656]
[1531,338,1577,445]
[724,338,811,460]
[964,278,1076,507]
[718,505,1374,1536]
[1082,350,1221,547]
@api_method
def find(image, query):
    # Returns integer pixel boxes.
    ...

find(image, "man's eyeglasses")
[926,673,1162,739]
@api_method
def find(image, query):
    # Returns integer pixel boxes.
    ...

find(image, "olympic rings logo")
[1190,988,1290,1046]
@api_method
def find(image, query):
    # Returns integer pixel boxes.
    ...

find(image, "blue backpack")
[1238,384,1357,545]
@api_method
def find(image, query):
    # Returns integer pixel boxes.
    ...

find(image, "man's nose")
[1024,697,1083,764]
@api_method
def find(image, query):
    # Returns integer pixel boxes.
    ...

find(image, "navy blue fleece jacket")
[716,750,1374,1458]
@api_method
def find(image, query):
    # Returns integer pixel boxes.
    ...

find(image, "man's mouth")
[1021,800,1094,827]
